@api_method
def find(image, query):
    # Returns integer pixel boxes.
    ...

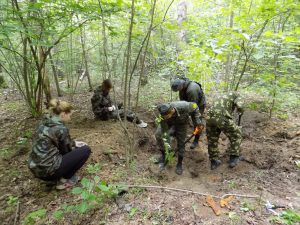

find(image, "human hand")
[108,106,115,111]
[194,124,204,135]
[75,141,87,147]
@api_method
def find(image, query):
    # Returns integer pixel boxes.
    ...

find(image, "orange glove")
[193,124,204,135]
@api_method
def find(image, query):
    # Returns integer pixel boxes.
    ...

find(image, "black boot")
[229,155,239,168]
[190,141,199,149]
[175,156,183,175]
[190,135,200,149]
[157,153,166,169]
[154,155,164,164]
[210,159,221,170]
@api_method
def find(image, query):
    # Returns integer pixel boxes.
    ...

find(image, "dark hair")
[102,79,113,91]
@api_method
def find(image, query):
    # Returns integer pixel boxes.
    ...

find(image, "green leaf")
[98,184,109,192]
[94,175,101,184]
[77,202,89,214]
[52,210,64,220]
[72,187,83,195]
[80,178,90,188]
[24,209,47,225]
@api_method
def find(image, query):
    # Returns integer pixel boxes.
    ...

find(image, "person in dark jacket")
[91,79,147,128]
[155,101,203,175]
[28,99,91,190]
[171,78,206,149]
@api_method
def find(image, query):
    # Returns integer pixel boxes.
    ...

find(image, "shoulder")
[187,82,200,92]
[53,124,68,138]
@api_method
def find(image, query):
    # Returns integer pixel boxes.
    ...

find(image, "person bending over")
[171,77,206,149]
[206,92,244,170]
[155,101,203,175]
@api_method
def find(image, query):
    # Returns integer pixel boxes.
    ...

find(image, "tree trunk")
[39,48,52,107]
[79,26,93,91]
[225,10,234,91]
[98,0,111,79]
[123,0,135,166]
[49,51,62,97]
[135,0,156,110]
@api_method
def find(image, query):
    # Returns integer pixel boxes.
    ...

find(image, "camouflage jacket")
[160,101,203,133]
[91,85,113,120]
[179,78,206,112]
[208,92,244,119]
[28,114,74,178]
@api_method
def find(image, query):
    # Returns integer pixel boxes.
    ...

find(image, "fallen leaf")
[220,195,235,208]
[206,195,221,216]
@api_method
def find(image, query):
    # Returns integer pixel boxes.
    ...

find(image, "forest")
[0,0,299,224]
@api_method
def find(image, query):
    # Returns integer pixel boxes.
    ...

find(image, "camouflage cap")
[157,103,173,115]
[171,79,185,91]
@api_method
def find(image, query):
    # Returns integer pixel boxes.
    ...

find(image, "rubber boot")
[154,155,164,164]
[229,155,239,168]
[158,153,166,169]
[175,156,183,175]
[190,135,200,149]
[210,159,221,170]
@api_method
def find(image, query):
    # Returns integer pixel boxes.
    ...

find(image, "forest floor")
[0,91,299,225]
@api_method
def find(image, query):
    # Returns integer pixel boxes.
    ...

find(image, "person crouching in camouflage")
[155,101,204,175]
[91,79,147,128]
[28,99,91,190]
[206,92,244,170]
[171,77,206,149]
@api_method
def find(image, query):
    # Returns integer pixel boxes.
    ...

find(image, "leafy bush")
[23,209,47,225]
[270,209,300,225]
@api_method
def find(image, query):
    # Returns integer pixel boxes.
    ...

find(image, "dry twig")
[13,201,20,225]
[122,184,261,200]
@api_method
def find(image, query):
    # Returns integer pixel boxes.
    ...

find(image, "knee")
[82,145,92,158]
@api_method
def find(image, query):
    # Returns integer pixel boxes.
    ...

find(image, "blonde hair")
[49,99,73,115]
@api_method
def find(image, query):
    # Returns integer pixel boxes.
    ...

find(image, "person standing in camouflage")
[155,101,203,175]
[206,92,244,170]
[91,79,147,128]
[171,77,206,149]
[28,99,91,190]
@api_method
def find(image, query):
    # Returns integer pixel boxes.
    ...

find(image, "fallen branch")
[121,184,260,200]
[220,193,260,199]
[13,201,20,225]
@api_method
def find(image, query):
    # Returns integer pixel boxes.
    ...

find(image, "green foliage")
[86,163,101,174]
[0,75,8,88]
[228,212,241,225]
[155,115,163,126]
[270,209,300,225]
[23,129,33,139]
[0,146,13,159]
[128,207,138,219]
[6,195,18,206]
[52,210,64,220]
[16,137,28,145]
[228,181,237,189]
[240,201,256,212]
[162,134,175,165]
[67,176,120,214]
[23,209,47,225]
[295,160,300,169]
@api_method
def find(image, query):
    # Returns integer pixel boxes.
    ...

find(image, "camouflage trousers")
[155,124,187,158]
[206,115,242,160]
